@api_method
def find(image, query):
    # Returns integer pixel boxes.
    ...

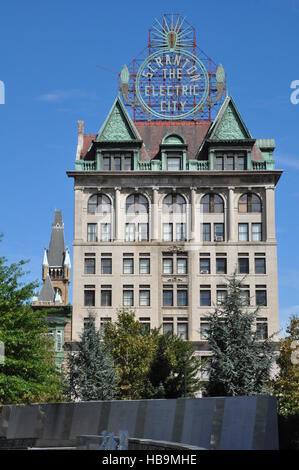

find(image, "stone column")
[152,187,159,240]
[228,186,235,241]
[114,187,121,241]
[74,187,83,241]
[190,187,197,241]
[265,185,275,241]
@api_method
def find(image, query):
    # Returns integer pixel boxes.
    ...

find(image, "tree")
[204,272,276,396]
[0,238,63,404]
[103,310,156,399]
[67,313,117,401]
[272,315,299,416]
[147,333,200,398]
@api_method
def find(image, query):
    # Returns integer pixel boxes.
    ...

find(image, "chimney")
[76,120,84,161]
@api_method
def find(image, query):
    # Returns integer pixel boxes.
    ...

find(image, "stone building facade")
[67,96,282,364]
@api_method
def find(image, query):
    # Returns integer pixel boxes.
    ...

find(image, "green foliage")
[204,272,275,396]
[103,310,156,399]
[0,237,63,404]
[272,315,299,416]
[67,313,117,401]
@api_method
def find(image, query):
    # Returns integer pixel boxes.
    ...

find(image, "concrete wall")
[0,396,278,450]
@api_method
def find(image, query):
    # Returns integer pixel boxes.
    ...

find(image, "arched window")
[162,134,185,145]
[88,194,111,214]
[126,194,149,214]
[201,193,224,213]
[163,193,186,214]
[238,193,262,213]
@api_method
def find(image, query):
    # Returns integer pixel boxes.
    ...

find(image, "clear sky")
[0,0,298,334]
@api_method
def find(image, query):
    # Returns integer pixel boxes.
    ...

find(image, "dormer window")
[102,152,134,171]
[167,155,181,171]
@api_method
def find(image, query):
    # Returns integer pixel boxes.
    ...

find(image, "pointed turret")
[48,210,65,267]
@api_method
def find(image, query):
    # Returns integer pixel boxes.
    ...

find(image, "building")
[33,209,72,369]
[67,15,282,365]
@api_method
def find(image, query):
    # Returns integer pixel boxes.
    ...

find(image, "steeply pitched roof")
[38,275,55,302]
[207,96,252,141]
[48,210,65,267]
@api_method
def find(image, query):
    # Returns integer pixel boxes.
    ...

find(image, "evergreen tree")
[204,272,275,396]
[67,313,117,401]
[272,315,299,416]
[0,238,63,404]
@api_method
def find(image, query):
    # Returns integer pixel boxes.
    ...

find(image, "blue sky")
[0,0,298,334]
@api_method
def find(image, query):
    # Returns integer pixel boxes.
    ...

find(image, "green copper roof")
[208,96,252,141]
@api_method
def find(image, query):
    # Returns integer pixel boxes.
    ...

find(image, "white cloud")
[37,89,98,103]
[275,154,299,171]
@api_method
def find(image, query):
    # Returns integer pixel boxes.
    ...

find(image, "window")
[177,287,188,306]
[200,257,210,274]
[123,257,134,274]
[100,317,112,333]
[163,257,173,274]
[101,223,111,242]
[200,321,210,340]
[176,223,186,241]
[239,223,249,241]
[123,286,134,307]
[240,287,250,306]
[238,257,249,274]
[163,287,173,306]
[125,223,135,242]
[202,223,211,242]
[252,223,262,241]
[138,223,149,242]
[139,257,150,274]
[256,287,267,306]
[87,223,97,242]
[216,257,227,274]
[201,193,224,213]
[139,317,151,334]
[88,194,111,214]
[216,156,224,170]
[84,285,95,306]
[237,156,247,170]
[255,257,266,274]
[200,288,211,306]
[85,256,95,274]
[167,156,181,171]
[114,157,121,171]
[177,321,188,340]
[139,287,150,306]
[84,315,95,331]
[163,194,186,214]
[238,193,262,213]
[226,156,234,171]
[163,223,173,241]
[101,256,112,274]
[124,156,133,170]
[102,152,133,171]
[177,257,188,274]
[214,223,224,241]
[56,330,63,352]
[163,320,173,335]
[256,318,268,340]
[103,157,111,171]
[101,285,112,306]
[126,194,148,214]
[217,289,227,305]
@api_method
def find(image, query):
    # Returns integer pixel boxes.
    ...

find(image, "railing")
[252,161,267,170]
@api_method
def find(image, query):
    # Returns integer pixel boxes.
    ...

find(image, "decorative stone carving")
[213,105,247,140]
[99,104,135,142]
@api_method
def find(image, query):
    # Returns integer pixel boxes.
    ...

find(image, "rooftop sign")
[119,14,226,122]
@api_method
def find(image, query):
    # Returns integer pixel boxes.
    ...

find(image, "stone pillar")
[74,187,83,241]
[114,187,121,241]
[228,187,234,241]
[190,187,197,241]
[265,185,276,241]
[152,187,159,240]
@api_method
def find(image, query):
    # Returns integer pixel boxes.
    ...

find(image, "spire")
[38,275,55,302]
[48,210,65,267]
[64,247,71,268]
[42,248,49,267]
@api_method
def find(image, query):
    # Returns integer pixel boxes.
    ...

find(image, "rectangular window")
[101,257,112,275]
[124,156,133,170]
[237,155,247,170]
[139,317,151,334]
[176,223,186,241]
[240,287,250,306]
[256,318,268,340]
[138,223,149,242]
[177,257,188,274]
[200,289,211,306]
[226,156,235,171]
[238,257,249,274]
[87,223,97,242]
[56,330,63,352]
[215,156,224,171]
[123,257,134,274]
[100,317,112,333]
[84,285,95,306]
[114,157,121,171]
[101,286,112,306]
[85,257,95,274]
[101,223,111,242]
[139,257,150,274]
[255,257,266,274]
[177,288,188,306]
[163,223,173,241]
[217,290,227,305]
[252,223,262,241]
[103,157,111,171]
[216,257,227,274]
[239,223,249,241]
[202,223,211,242]
[177,321,188,340]
[200,321,210,340]
[256,288,267,306]
[200,257,210,274]
[163,287,173,306]
[125,223,135,242]
[123,288,134,307]
[214,223,224,241]
[163,257,173,274]
[139,288,150,306]
[163,321,174,335]
[167,156,181,171]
